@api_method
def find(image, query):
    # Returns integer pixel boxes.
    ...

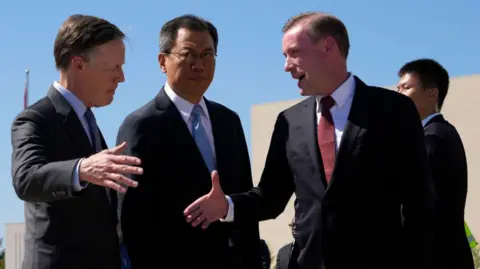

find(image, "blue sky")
[1,0,479,240]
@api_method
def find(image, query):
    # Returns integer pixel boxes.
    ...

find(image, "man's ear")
[158,53,167,73]
[428,88,439,99]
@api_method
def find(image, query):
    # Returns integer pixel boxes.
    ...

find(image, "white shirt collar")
[316,73,355,112]
[422,112,441,127]
[164,82,210,121]
[52,81,88,118]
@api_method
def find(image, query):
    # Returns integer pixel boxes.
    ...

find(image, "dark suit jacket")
[10,86,120,269]
[424,114,474,269]
[276,242,295,269]
[116,88,262,269]
[230,77,436,269]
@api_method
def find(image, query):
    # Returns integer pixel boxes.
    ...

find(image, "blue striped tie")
[191,104,216,172]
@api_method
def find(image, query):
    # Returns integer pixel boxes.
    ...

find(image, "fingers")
[108,141,127,154]
[184,200,201,217]
[106,163,143,175]
[105,172,139,188]
[109,155,141,166]
[103,180,127,193]
[187,209,211,229]
[185,206,202,223]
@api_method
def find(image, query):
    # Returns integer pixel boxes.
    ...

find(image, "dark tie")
[317,96,336,183]
[84,108,102,153]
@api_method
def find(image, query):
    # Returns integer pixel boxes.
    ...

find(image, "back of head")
[398,58,449,110]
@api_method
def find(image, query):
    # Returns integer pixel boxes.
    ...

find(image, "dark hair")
[398,58,450,110]
[159,14,218,53]
[54,14,125,70]
[283,12,350,59]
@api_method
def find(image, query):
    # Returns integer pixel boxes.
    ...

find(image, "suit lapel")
[326,77,369,193]
[155,88,212,181]
[47,86,94,157]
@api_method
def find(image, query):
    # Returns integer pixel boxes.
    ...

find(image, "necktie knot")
[84,108,95,123]
[191,104,203,119]
[321,96,335,111]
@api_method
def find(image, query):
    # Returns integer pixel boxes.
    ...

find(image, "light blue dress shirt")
[53,81,91,191]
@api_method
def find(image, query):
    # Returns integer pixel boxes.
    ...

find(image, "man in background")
[398,58,474,269]
[117,14,262,269]
[276,217,297,269]
[10,14,142,269]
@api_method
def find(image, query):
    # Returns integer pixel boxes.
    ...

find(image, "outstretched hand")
[183,170,228,229]
[79,141,143,193]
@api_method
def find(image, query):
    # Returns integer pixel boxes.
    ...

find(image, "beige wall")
[251,74,480,255]
[5,223,25,269]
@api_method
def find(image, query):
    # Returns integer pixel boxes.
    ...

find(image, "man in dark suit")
[276,218,297,269]
[116,14,262,269]
[184,12,436,269]
[10,15,142,269]
[397,58,475,269]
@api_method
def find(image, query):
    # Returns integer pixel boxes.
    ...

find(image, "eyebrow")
[181,47,214,52]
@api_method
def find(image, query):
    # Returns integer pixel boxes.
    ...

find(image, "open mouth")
[298,74,306,82]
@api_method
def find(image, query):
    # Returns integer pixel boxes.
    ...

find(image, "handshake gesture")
[78,141,143,192]
[183,170,230,229]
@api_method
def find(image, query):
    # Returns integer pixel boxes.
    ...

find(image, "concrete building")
[4,223,25,269]
[251,74,480,255]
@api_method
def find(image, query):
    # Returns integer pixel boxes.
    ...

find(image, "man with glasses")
[116,14,263,269]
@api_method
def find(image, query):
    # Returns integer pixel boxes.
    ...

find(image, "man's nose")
[192,58,204,72]
[118,68,125,83]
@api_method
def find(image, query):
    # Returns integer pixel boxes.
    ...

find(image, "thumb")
[210,170,222,193]
[109,141,127,154]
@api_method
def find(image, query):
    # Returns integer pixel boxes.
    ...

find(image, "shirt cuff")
[72,158,88,192]
[220,195,234,222]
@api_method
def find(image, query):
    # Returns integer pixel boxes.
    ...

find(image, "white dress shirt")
[164,83,216,160]
[223,73,356,222]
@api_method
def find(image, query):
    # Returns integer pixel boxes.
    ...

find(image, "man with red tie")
[184,12,436,269]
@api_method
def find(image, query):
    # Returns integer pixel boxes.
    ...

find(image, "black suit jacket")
[424,114,474,269]
[230,77,436,269]
[10,86,120,269]
[116,88,262,269]
[276,242,295,269]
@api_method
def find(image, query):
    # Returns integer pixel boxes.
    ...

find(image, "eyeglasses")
[168,51,217,62]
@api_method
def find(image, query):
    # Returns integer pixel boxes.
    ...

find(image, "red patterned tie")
[317,96,336,183]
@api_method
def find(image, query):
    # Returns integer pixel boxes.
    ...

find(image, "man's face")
[159,28,216,100]
[77,39,126,107]
[397,72,437,117]
[282,25,330,96]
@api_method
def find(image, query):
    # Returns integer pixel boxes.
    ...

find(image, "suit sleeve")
[11,109,80,202]
[230,112,295,224]
[116,114,155,269]
[396,98,436,268]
